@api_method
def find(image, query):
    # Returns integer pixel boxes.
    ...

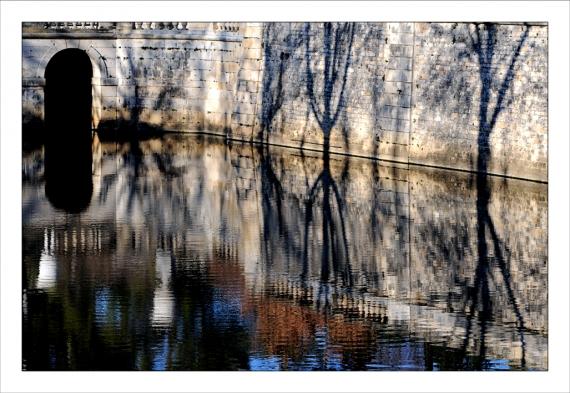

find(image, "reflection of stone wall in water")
[23,138,263,370]
[34,138,261,256]
[22,136,547,369]
[409,169,547,334]
[22,137,547,317]
[256,148,411,298]
[408,169,547,368]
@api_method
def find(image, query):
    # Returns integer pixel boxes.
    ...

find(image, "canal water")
[22,134,547,371]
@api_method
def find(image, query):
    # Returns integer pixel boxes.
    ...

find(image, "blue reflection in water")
[95,288,110,322]
[486,359,511,371]
[249,355,281,371]
[212,289,243,323]
[21,135,548,371]
[152,335,170,371]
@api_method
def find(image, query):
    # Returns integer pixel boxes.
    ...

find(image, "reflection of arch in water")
[44,49,94,213]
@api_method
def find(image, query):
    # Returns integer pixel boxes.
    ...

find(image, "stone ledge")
[22,32,116,39]
[23,31,243,42]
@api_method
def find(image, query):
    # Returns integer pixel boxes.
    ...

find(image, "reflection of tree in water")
[302,153,352,289]
[258,144,304,270]
[255,23,383,369]
[302,22,355,293]
[258,22,357,291]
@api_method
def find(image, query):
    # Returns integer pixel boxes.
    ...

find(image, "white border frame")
[2,2,569,392]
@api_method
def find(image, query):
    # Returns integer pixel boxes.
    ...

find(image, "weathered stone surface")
[21,22,547,181]
[410,23,547,181]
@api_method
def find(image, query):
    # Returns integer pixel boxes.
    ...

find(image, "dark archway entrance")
[44,49,94,213]
[45,48,93,132]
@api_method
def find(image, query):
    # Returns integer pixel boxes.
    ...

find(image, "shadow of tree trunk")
[304,22,355,151]
[257,23,357,295]
[258,24,304,143]
[301,23,356,300]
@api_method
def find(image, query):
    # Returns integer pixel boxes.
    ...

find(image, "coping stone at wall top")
[23,31,244,42]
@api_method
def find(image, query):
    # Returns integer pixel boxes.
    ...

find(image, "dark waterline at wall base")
[90,127,548,184]
[23,121,548,184]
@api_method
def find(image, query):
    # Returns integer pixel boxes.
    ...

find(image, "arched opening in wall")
[45,48,93,135]
[44,48,94,213]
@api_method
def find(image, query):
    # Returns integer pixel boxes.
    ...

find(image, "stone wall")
[411,23,548,181]
[253,23,412,162]
[22,22,547,181]
[252,22,547,181]
[22,22,261,134]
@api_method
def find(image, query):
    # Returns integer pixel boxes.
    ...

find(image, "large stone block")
[386,69,412,83]
[238,69,261,82]
[388,33,414,45]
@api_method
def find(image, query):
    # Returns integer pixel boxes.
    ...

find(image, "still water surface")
[22,134,547,370]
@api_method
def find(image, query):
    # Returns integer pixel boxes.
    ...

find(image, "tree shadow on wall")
[302,23,356,302]
[459,23,530,370]
[257,24,304,143]
[258,23,357,296]
[107,36,210,140]
[258,22,356,147]
[304,22,355,152]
